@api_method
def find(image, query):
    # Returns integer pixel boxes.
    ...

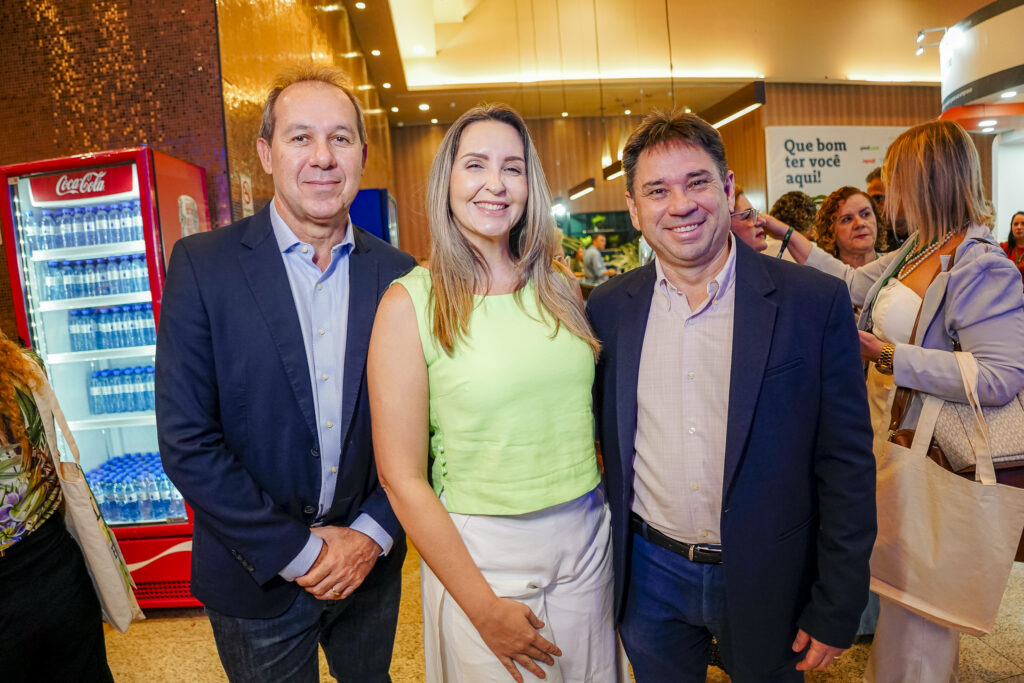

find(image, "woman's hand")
[472,597,562,682]
[762,213,791,239]
[859,330,884,362]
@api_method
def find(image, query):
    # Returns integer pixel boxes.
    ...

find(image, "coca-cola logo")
[55,171,107,196]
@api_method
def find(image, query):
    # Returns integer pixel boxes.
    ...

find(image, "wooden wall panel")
[390,84,1001,259]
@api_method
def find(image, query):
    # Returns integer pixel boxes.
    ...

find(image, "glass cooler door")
[7,160,186,528]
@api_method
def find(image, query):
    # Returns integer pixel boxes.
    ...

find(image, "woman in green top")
[369,105,623,683]
[0,331,113,681]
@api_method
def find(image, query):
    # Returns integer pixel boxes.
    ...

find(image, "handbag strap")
[886,239,964,435]
[952,351,997,485]
[27,363,84,473]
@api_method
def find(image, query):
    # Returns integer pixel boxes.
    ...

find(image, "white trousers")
[864,596,960,682]
[421,487,626,683]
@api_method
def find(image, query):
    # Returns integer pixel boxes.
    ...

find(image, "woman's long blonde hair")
[0,331,42,466]
[426,104,600,357]
[883,120,992,243]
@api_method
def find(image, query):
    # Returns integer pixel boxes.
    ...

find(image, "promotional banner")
[764,126,907,206]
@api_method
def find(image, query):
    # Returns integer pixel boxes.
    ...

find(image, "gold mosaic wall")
[216,0,394,217]
[0,0,230,339]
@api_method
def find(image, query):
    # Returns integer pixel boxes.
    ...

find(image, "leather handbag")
[871,352,1024,635]
[30,364,144,632]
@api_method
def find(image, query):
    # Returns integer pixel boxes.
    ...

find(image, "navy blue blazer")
[588,241,876,676]
[155,204,415,618]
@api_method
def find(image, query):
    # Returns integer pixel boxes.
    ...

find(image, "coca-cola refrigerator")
[0,147,210,609]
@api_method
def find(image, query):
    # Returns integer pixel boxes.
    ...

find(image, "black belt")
[630,513,723,564]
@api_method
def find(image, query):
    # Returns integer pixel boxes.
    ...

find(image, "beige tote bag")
[870,351,1024,636]
[31,365,144,632]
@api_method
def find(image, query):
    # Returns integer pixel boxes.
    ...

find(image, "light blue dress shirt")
[268,201,393,582]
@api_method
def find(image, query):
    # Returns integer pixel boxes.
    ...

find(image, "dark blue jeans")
[207,541,405,683]
[619,533,802,683]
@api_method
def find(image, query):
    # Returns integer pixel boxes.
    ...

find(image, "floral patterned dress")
[0,372,62,553]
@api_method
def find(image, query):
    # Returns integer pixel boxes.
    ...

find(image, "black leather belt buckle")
[631,513,723,565]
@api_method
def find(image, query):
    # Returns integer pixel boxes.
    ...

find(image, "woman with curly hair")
[769,191,818,237]
[813,186,887,267]
[0,331,113,681]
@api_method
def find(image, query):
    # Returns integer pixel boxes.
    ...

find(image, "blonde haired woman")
[765,120,1024,681]
[368,105,622,683]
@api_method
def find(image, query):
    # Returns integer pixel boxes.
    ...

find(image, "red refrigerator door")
[0,148,208,608]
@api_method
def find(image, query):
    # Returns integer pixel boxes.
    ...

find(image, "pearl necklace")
[897,232,955,280]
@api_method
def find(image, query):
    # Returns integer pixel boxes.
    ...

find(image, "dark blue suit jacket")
[588,241,876,676]
[155,204,415,618]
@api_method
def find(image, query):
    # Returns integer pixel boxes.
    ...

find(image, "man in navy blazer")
[587,111,875,681]
[155,65,414,682]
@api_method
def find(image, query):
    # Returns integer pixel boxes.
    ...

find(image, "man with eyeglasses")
[587,110,875,682]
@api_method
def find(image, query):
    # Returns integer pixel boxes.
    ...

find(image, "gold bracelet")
[875,343,895,375]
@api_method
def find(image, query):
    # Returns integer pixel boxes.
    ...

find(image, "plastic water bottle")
[133,306,148,346]
[44,261,61,300]
[82,207,97,245]
[157,476,174,519]
[98,370,114,413]
[94,205,110,244]
[129,367,145,411]
[68,310,80,351]
[83,310,96,350]
[130,200,143,240]
[60,261,74,299]
[88,475,106,514]
[72,261,86,298]
[52,209,69,249]
[94,258,109,296]
[87,371,104,414]
[38,210,56,252]
[131,255,148,292]
[68,207,85,247]
[136,472,152,521]
[142,304,156,345]
[144,366,155,409]
[110,479,126,521]
[145,473,162,519]
[169,482,186,519]
[21,210,38,252]
[83,259,98,297]
[122,479,140,522]
[118,256,133,292]
[95,309,109,349]
[117,203,132,241]
[108,369,125,412]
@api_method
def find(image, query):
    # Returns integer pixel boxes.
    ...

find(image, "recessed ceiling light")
[561,111,569,117]
[397,121,404,127]
[685,107,692,113]
[979,119,997,127]
[356,84,374,91]
[382,82,391,89]
[1002,91,1018,99]
[370,49,381,57]
[431,118,438,124]
[414,45,425,55]
[354,2,366,9]
[418,103,430,111]
[982,127,995,133]
[624,109,631,115]
[390,106,398,112]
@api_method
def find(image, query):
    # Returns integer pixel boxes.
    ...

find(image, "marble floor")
[103,548,1024,682]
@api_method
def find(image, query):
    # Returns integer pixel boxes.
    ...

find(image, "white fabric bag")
[31,365,144,632]
[869,352,1024,636]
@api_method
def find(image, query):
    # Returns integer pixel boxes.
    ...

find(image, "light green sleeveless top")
[394,266,600,515]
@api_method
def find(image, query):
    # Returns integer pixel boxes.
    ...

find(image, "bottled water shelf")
[67,413,156,431]
[46,345,156,365]
[37,291,151,312]
[30,240,146,262]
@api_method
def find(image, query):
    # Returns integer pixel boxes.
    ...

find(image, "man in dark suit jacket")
[155,65,415,682]
[587,111,875,682]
